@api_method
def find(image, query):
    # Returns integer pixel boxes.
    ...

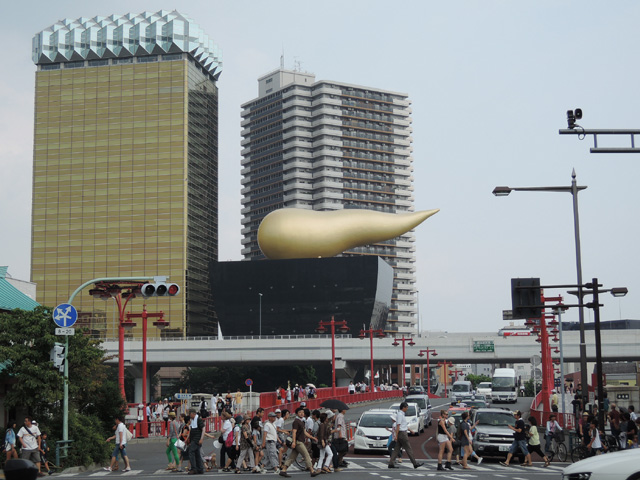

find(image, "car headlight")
[476,433,489,441]
[356,429,364,436]
[563,474,591,480]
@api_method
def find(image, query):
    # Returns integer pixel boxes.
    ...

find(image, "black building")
[210,257,393,337]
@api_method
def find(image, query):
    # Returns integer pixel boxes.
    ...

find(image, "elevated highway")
[102,328,640,367]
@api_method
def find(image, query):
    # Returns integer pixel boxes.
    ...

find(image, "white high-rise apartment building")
[240,68,417,333]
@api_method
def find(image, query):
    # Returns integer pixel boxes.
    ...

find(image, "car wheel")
[626,474,640,480]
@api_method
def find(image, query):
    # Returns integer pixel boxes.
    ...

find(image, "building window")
[88,59,109,67]
[138,55,158,63]
[64,61,84,69]
[113,57,133,64]
[41,64,60,71]
[266,78,273,84]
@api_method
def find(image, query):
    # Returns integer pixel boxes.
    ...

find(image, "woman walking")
[236,417,259,473]
[437,410,455,471]
[316,413,333,473]
[526,417,550,467]
[220,410,234,471]
[223,416,241,472]
[5,421,18,462]
[165,412,180,471]
[459,412,473,469]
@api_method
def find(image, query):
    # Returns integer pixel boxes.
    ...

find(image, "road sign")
[245,378,253,387]
[55,328,75,336]
[53,304,78,328]
[175,393,193,400]
[473,340,494,353]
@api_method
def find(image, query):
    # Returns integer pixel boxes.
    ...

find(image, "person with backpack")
[104,417,132,472]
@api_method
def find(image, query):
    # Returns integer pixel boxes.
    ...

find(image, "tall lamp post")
[258,293,263,337]
[392,336,415,387]
[418,348,438,396]
[359,327,386,390]
[316,317,349,397]
[493,170,590,408]
[125,305,169,437]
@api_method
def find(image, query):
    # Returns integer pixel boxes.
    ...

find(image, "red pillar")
[142,306,148,438]
[330,317,336,397]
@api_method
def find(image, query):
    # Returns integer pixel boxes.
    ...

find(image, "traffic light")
[140,282,180,298]
[50,343,65,373]
[511,278,542,319]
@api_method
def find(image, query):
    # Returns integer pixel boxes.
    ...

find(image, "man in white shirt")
[262,412,280,472]
[388,403,422,469]
[18,417,45,477]
[104,416,131,472]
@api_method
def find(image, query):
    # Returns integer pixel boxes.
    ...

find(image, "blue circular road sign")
[52,303,78,328]
[245,378,253,387]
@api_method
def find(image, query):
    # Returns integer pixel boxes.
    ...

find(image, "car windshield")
[408,387,423,393]
[407,398,426,409]
[452,384,469,392]
[359,413,394,428]
[475,412,516,427]
[390,405,418,416]
[465,401,487,408]
[492,377,515,388]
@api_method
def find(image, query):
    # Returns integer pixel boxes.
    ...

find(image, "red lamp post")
[449,368,464,383]
[359,327,386,390]
[125,305,169,437]
[316,317,349,397]
[391,337,415,387]
[437,361,453,397]
[89,282,145,400]
[418,348,437,396]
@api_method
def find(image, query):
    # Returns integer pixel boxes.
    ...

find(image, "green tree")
[465,373,492,388]
[0,306,126,467]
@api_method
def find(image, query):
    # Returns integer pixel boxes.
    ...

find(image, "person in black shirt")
[186,409,205,475]
[500,411,531,467]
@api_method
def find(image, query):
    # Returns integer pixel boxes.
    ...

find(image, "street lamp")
[125,305,168,437]
[392,336,415,388]
[316,317,349,396]
[418,348,437,396]
[569,280,628,431]
[493,170,591,409]
[359,327,386,391]
[258,293,263,337]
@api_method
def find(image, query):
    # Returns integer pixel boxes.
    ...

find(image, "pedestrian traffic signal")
[50,342,65,373]
[511,278,542,319]
[139,282,180,298]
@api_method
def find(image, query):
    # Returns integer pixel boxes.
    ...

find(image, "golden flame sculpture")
[257,208,439,260]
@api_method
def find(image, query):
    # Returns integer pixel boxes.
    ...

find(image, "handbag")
[175,438,186,451]
[225,430,235,448]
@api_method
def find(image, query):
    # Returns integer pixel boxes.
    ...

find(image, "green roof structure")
[0,267,40,312]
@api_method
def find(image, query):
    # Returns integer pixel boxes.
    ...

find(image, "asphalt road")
[25,396,568,480]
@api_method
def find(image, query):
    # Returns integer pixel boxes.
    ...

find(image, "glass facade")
[31,55,218,338]
[211,257,393,337]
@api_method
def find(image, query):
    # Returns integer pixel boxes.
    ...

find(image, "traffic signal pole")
[65,275,170,442]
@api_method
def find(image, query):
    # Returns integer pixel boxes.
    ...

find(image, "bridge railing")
[101,334,353,342]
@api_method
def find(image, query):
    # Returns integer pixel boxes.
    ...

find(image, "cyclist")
[544,414,563,456]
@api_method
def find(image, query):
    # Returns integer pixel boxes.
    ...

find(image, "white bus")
[491,368,517,403]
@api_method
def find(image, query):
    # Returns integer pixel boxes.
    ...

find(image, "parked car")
[353,408,395,454]
[405,394,432,427]
[477,381,492,398]
[389,402,424,435]
[469,407,516,458]
[562,448,640,480]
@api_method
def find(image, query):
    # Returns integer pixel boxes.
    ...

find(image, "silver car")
[405,394,432,428]
[469,408,516,458]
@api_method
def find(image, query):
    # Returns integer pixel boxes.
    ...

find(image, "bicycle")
[602,434,620,453]
[546,432,567,463]
[570,443,590,463]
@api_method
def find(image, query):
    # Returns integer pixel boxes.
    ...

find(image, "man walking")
[262,412,280,472]
[186,409,205,475]
[279,407,319,478]
[17,417,46,477]
[388,402,423,469]
[104,416,131,472]
[500,410,531,467]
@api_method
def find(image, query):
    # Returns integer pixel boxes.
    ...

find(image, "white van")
[451,380,473,401]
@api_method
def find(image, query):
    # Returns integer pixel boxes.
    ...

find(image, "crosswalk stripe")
[89,472,111,477]
[368,461,390,469]
[153,469,168,474]
[57,475,79,477]
[345,462,365,469]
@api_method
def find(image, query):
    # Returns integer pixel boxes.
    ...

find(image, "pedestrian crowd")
[4,417,51,477]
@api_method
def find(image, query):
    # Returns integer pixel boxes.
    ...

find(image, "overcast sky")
[2,1,639,333]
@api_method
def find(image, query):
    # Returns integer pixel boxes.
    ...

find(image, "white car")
[562,448,640,480]
[389,402,424,435]
[477,382,492,398]
[353,408,395,453]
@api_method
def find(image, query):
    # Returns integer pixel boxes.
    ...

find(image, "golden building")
[30,11,222,338]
